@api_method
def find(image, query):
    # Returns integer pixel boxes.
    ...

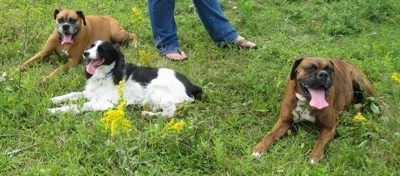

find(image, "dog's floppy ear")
[290,57,304,80]
[112,44,126,84]
[54,9,62,20]
[75,10,87,26]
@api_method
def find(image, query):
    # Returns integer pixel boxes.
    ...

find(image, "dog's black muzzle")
[299,70,333,99]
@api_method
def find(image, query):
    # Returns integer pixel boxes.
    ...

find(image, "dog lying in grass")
[48,40,202,117]
[252,57,375,164]
[16,9,136,81]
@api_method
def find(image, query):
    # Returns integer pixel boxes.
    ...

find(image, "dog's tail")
[191,84,203,100]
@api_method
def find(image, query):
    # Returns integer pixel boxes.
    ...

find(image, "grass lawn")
[1,0,399,175]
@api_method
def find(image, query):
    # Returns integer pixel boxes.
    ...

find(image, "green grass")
[1,0,400,175]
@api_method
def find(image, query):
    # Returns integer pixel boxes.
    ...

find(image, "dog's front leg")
[48,104,80,114]
[51,92,85,104]
[49,99,116,114]
[310,128,335,165]
[309,110,337,165]
[252,90,297,157]
[16,37,58,72]
[43,56,82,81]
[309,125,336,165]
[79,100,115,112]
[43,44,84,81]
[252,118,292,157]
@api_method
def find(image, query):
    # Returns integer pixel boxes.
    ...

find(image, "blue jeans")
[148,0,239,55]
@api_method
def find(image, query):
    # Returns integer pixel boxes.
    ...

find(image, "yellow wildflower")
[142,104,150,111]
[117,80,126,97]
[353,112,367,125]
[391,72,400,85]
[101,80,132,137]
[131,7,144,25]
[163,118,187,133]
[138,50,151,67]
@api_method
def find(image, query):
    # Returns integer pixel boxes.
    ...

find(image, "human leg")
[148,0,187,60]
[193,0,257,49]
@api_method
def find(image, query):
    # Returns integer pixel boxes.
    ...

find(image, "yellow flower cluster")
[131,7,144,25]
[391,72,400,85]
[353,112,367,125]
[101,80,132,137]
[139,50,151,67]
[163,118,187,133]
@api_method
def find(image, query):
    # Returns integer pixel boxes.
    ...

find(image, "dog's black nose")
[317,70,329,80]
[83,51,89,58]
[62,24,70,30]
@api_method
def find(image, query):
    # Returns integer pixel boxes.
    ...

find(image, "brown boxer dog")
[252,57,375,164]
[16,9,136,81]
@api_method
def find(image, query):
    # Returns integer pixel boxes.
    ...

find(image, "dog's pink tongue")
[86,60,102,75]
[309,89,329,109]
[61,34,73,45]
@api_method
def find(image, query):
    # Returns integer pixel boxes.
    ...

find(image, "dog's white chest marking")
[292,93,315,123]
[57,49,69,57]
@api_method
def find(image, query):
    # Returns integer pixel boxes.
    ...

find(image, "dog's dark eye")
[305,65,317,72]
[57,18,65,23]
[324,66,334,73]
[69,18,77,24]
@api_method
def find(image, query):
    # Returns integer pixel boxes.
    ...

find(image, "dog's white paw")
[48,105,79,114]
[51,97,64,104]
[142,110,172,117]
[251,152,262,157]
[141,111,149,116]
[310,159,318,165]
[141,111,157,117]
[48,107,67,114]
[48,108,59,114]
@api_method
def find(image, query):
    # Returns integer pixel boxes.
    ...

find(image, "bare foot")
[234,36,258,49]
[165,50,188,61]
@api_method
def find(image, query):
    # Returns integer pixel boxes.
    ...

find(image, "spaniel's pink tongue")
[61,34,73,45]
[86,59,103,75]
[309,89,329,109]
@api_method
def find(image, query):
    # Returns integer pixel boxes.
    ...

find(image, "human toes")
[165,50,188,61]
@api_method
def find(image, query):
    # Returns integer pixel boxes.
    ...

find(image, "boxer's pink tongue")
[61,34,73,45]
[309,88,329,109]
[86,59,103,75]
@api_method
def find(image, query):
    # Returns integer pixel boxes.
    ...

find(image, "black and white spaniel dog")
[48,40,202,117]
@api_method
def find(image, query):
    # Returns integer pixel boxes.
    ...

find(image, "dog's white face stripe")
[83,40,103,60]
